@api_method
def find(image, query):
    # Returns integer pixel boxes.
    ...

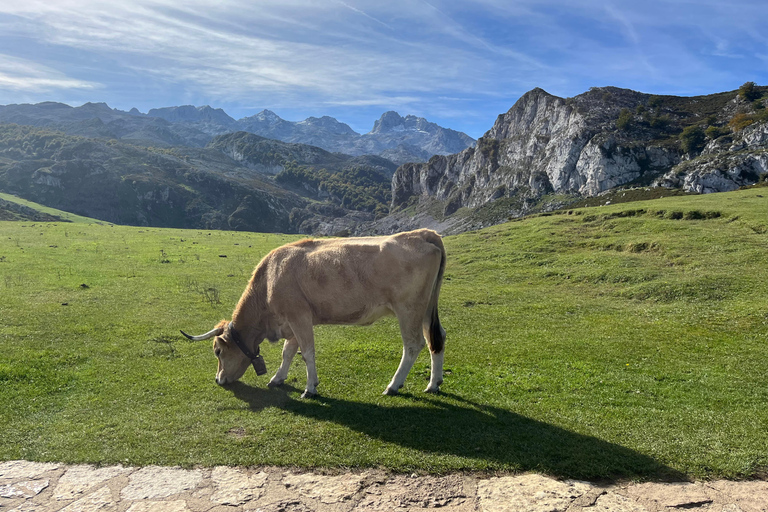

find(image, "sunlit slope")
[0,192,100,223]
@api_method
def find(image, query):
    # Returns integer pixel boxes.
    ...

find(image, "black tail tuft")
[428,307,445,354]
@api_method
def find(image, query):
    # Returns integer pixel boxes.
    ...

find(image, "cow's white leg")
[425,348,444,393]
[268,337,298,387]
[289,319,319,398]
[384,317,425,395]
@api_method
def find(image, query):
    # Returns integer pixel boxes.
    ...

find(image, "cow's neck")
[230,271,268,352]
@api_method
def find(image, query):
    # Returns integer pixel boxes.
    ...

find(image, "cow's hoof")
[424,386,441,394]
[267,379,284,388]
[300,390,317,399]
[383,387,399,396]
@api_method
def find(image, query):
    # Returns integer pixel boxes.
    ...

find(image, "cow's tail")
[423,231,446,355]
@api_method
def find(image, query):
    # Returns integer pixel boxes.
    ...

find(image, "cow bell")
[252,355,267,376]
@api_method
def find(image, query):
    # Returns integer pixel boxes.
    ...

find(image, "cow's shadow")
[225,382,682,482]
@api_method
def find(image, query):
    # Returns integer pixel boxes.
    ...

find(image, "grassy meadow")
[0,188,766,480]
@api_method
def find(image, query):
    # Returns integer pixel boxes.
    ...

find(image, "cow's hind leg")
[268,337,299,388]
[424,319,446,393]
[289,318,319,398]
[425,349,444,393]
[384,316,425,396]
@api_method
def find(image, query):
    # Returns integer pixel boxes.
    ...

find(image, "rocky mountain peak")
[297,116,357,135]
[146,105,236,127]
[80,102,115,113]
[370,111,406,133]
[253,109,283,124]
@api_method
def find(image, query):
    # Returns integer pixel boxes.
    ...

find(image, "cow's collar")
[227,322,267,376]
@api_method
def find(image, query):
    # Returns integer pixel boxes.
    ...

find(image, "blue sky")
[0,0,766,139]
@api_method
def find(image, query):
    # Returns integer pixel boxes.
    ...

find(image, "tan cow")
[182,228,446,398]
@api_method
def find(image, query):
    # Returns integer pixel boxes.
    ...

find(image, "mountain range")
[0,102,475,165]
[0,83,765,236]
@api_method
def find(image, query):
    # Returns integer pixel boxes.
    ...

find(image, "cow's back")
[265,230,443,326]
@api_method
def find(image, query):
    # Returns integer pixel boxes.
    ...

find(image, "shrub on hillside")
[738,81,760,102]
[617,109,633,131]
[729,113,755,132]
[705,125,730,140]
[680,125,706,154]
[649,115,671,130]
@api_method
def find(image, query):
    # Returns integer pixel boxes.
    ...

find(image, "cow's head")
[181,320,250,385]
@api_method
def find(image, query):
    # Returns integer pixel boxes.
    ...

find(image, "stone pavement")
[1,460,767,512]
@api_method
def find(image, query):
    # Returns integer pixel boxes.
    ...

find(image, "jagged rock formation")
[391,86,766,220]
[656,121,768,193]
[366,111,474,153]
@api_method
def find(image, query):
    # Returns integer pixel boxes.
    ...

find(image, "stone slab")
[708,481,768,512]
[622,482,714,508]
[126,500,190,512]
[54,465,133,501]
[476,474,592,512]
[283,471,366,504]
[355,473,468,510]
[59,486,117,512]
[210,466,268,506]
[0,479,49,498]
[121,466,203,500]
[591,492,649,512]
[0,461,60,481]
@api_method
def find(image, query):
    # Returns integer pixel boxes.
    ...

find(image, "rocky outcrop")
[391,86,765,217]
[392,88,675,212]
[656,121,768,193]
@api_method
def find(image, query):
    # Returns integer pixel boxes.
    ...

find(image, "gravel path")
[1,460,767,511]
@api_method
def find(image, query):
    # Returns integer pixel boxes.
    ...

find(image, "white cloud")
[0,54,99,92]
[0,1,496,105]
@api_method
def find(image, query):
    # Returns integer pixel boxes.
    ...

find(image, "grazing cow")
[181,228,446,398]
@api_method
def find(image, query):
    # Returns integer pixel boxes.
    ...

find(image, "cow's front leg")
[384,316,425,395]
[268,337,299,388]
[289,318,319,398]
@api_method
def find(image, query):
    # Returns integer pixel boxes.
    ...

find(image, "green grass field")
[0,188,766,481]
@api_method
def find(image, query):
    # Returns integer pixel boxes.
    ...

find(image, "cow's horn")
[180,327,224,341]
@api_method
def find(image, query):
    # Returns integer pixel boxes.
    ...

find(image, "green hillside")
[0,192,99,223]
[0,188,766,480]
